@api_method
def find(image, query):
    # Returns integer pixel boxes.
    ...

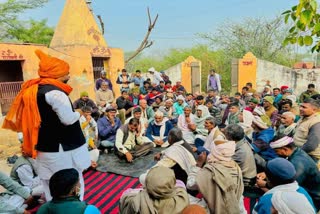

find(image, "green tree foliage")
[0,0,52,44]
[127,45,230,92]
[6,19,54,45]
[282,0,320,52]
[199,17,297,67]
[128,17,301,93]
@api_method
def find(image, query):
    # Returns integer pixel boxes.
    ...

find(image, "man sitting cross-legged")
[146,111,174,147]
[97,106,122,153]
[115,118,154,162]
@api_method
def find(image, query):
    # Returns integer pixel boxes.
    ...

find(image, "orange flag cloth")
[2,50,72,158]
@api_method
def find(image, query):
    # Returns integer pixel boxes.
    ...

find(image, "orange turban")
[35,49,70,79]
[182,205,207,214]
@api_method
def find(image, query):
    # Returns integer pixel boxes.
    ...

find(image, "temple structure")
[0,0,124,115]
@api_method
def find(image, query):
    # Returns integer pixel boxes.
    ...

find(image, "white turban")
[271,191,315,214]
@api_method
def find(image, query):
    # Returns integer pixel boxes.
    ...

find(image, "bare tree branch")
[97,15,104,35]
[125,7,158,65]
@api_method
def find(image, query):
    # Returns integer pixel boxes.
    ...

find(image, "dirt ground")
[0,118,21,192]
[0,118,21,174]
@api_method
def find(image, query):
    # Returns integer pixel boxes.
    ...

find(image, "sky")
[19,0,299,53]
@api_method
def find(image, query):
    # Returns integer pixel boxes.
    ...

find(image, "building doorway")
[0,60,24,115]
[191,62,201,93]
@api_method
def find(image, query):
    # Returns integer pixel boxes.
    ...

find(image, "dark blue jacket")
[146,120,173,142]
[97,116,121,142]
[252,127,277,161]
[289,148,320,211]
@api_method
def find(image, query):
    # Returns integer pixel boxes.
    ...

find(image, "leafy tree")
[282,0,320,52]
[0,0,51,43]
[6,19,54,45]
[127,45,230,92]
[198,17,298,67]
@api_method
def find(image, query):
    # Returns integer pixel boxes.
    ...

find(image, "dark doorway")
[92,57,105,82]
[0,61,23,81]
[0,60,24,115]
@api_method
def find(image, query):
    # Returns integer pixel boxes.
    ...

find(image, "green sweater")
[37,196,87,214]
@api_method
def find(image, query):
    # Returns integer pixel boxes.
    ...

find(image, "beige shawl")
[120,166,189,214]
[196,160,243,214]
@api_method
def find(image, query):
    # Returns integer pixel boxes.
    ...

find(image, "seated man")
[120,166,189,213]
[191,105,210,137]
[251,116,277,169]
[116,90,134,123]
[158,99,178,125]
[0,171,35,214]
[254,158,316,213]
[274,111,296,138]
[73,91,99,119]
[177,106,196,144]
[97,106,122,152]
[173,95,187,116]
[146,111,174,147]
[270,137,320,211]
[194,116,225,154]
[79,106,99,168]
[139,99,155,123]
[37,168,99,214]
[225,124,257,188]
[10,152,43,198]
[187,140,243,214]
[153,128,196,185]
[205,100,222,125]
[115,118,154,162]
[226,102,240,125]
[95,81,114,113]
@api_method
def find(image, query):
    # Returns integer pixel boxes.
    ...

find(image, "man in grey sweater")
[0,171,34,214]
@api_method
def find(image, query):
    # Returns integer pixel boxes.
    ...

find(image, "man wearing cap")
[251,116,277,169]
[261,85,272,98]
[244,98,259,113]
[173,95,188,115]
[270,137,320,211]
[300,83,319,103]
[95,69,113,92]
[158,99,178,125]
[97,106,122,152]
[294,98,320,169]
[206,69,221,92]
[263,96,278,126]
[3,50,91,201]
[274,111,296,138]
[148,67,163,85]
[254,158,316,214]
[73,91,100,119]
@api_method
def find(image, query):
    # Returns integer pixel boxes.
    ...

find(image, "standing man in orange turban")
[2,50,91,201]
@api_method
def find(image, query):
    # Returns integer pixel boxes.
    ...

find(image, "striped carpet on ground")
[83,170,140,214]
[84,170,253,214]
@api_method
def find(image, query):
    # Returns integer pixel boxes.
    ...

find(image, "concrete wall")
[256,59,319,96]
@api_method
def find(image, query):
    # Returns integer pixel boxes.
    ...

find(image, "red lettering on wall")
[242,61,253,66]
[90,46,112,57]
[1,49,24,60]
